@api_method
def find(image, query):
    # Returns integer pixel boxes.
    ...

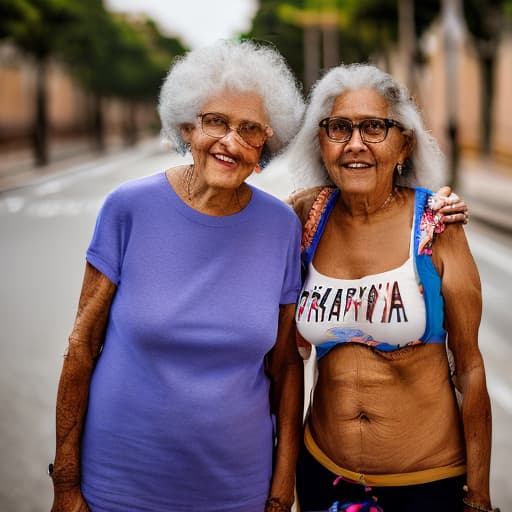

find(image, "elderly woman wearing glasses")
[288,64,496,512]
[49,40,305,512]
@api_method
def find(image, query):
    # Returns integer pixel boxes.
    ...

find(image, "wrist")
[48,462,80,488]
[265,496,293,512]
[462,496,500,512]
[462,486,499,512]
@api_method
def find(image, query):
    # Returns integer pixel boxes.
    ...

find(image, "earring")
[396,163,404,175]
[254,163,261,174]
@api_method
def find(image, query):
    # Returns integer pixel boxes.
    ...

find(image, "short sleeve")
[279,215,302,305]
[86,188,129,285]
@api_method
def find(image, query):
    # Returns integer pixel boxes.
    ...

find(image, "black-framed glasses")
[318,117,404,144]
[197,112,272,148]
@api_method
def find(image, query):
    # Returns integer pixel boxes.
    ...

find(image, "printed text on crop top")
[296,187,446,359]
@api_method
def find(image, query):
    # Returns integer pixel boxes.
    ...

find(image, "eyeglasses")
[197,112,272,148]
[318,117,404,144]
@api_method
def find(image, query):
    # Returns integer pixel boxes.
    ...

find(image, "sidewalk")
[0,138,132,192]
[1,141,511,233]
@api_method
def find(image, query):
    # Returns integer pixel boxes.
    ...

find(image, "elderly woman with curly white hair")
[49,40,305,512]
[288,64,496,512]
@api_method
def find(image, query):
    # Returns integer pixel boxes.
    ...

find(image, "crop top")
[296,187,446,360]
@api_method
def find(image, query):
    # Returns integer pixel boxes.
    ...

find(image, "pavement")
[1,138,512,233]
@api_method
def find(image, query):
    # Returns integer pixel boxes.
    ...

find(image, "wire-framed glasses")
[318,117,404,143]
[198,112,272,148]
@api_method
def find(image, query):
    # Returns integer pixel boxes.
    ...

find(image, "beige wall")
[46,59,89,133]
[0,42,157,149]
[0,44,35,136]
[409,22,511,162]
[493,33,512,159]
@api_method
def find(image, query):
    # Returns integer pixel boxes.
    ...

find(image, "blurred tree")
[245,1,441,91]
[111,17,186,146]
[58,5,186,149]
[246,0,375,91]
[351,0,440,64]
[0,0,78,165]
[463,0,506,155]
[56,1,123,151]
[0,0,186,158]
[244,0,304,85]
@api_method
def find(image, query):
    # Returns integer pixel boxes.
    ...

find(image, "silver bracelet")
[462,496,500,512]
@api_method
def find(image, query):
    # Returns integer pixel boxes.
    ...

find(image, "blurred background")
[1,0,512,186]
[0,1,511,511]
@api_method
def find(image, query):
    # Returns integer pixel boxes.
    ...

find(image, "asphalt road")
[0,143,510,511]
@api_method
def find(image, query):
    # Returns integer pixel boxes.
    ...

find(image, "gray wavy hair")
[287,63,446,189]
[158,39,305,157]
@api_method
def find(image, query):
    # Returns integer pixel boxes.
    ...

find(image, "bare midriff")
[309,342,466,474]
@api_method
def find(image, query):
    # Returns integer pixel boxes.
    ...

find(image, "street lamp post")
[442,0,464,189]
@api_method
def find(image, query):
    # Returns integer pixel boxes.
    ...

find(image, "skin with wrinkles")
[51,88,303,512]
[51,263,115,512]
[293,88,492,510]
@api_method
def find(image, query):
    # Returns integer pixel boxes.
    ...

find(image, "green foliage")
[505,0,512,18]
[0,0,79,58]
[0,0,38,40]
[245,0,443,85]
[243,0,304,80]
[0,0,186,100]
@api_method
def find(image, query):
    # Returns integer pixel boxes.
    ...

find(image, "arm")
[51,263,116,512]
[432,225,494,510]
[265,303,304,512]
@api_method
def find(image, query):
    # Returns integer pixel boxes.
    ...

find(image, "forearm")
[266,304,304,511]
[268,358,304,507]
[52,263,115,489]
[459,364,493,506]
[52,341,96,488]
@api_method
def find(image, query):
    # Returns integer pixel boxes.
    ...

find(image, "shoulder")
[286,186,326,226]
[110,172,164,200]
[102,172,164,211]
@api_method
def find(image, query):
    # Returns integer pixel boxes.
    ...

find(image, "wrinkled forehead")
[330,88,391,119]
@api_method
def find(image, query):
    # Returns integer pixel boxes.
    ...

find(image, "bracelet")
[265,497,292,512]
[462,496,500,512]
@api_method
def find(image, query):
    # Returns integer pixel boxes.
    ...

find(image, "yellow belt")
[304,423,466,487]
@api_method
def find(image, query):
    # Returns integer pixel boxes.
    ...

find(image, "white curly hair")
[158,39,305,158]
[287,63,446,190]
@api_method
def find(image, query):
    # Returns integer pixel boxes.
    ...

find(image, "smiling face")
[180,90,269,192]
[319,88,412,197]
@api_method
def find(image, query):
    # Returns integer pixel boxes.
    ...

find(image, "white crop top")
[296,236,427,357]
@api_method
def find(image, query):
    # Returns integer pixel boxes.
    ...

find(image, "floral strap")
[418,194,447,255]
[301,187,336,253]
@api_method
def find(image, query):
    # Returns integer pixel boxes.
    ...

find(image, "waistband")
[304,423,466,487]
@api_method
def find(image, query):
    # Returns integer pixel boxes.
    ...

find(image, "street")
[1,143,511,511]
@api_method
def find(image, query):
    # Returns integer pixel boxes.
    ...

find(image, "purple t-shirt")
[81,172,302,512]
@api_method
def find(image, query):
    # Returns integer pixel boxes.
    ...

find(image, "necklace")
[183,164,244,213]
[184,164,194,202]
[377,188,396,212]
